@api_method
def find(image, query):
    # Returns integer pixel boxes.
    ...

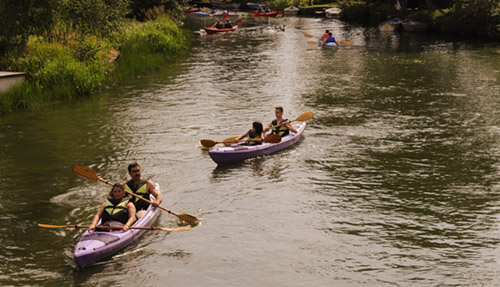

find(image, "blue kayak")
[318,40,338,48]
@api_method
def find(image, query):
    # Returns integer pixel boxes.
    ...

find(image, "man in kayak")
[224,19,233,28]
[214,19,224,29]
[88,183,136,232]
[123,162,162,218]
[264,106,297,137]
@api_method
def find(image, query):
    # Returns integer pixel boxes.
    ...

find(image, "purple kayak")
[208,122,306,164]
[73,184,161,268]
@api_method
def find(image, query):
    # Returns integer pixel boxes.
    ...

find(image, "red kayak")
[186,8,200,13]
[204,25,238,34]
[250,11,282,16]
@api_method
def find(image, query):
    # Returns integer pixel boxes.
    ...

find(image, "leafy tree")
[59,0,130,37]
[437,0,500,39]
[129,0,187,21]
[0,0,61,52]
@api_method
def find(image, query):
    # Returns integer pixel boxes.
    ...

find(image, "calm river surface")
[2,14,500,286]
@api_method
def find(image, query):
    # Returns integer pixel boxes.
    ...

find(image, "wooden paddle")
[200,134,281,148]
[38,223,192,232]
[72,165,200,224]
[200,136,239,148]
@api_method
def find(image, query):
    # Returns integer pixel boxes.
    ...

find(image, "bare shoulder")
[146,179,157,190]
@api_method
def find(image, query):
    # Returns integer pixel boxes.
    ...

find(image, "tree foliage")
[0,0,61,52]
[129,0,187,21]
[59,0,130,38]
[436,0,500,39]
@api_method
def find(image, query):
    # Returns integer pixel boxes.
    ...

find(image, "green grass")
[0,16,190,114]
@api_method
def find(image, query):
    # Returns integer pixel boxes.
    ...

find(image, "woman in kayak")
[88,183,136,232]
[214,20,224,29]
[237,121,265,145]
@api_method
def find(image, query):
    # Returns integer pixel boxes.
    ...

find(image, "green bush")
[408,10,434,23]
[0,16,190,114]
[114,16,188,80]
[266,0,292,11]
[340,1,396,26]
[435,0,500,39]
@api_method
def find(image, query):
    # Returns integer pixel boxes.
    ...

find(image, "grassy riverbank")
[0,16,190,114]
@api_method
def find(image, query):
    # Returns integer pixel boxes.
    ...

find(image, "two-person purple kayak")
[208,122,306,164]
[73,184,161,268]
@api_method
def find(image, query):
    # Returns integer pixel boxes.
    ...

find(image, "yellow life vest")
[101,197,129,224]
[125,180,150,211]
[271,119,289,137]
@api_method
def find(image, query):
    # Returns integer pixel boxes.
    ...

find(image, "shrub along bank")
[338,0,500,40]
[0,16,190,114]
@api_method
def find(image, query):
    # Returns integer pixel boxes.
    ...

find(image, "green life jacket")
[271,119,289,137]
[125,180,150,211]
[101,197,130,224]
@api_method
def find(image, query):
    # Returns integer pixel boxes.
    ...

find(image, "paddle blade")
[304,33,314,38]
[264,134,281,144]
[223,136,239,146]
[200,139,216,148]
[223,13,229,18]
[73,165,99,180]
[339,41,353,45]
[177,213,201,224]
[295,111,314,122]
[307,41,317,45]
[236,18,243,23]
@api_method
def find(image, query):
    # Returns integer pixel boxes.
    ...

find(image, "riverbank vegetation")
[269,0,500,40]
[338,0,500,39]
[0,0,189,114]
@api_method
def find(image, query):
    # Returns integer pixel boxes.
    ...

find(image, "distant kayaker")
[321,30,329,42]
[123,162,162,218]
[323,32,339,46]
[214,20,224,29]
[237,121,265,145]
[264,106,297,136]
[88,183,136,232]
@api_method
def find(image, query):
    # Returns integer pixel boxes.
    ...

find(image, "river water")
[1,14,500,286]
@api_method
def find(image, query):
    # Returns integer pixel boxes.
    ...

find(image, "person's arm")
[88,203,105,231]
[263,122,273,133]
[258,132,265,143]
[123,202,136,231]
[247,133,264,143]
[147,180,162,207]
[285,122,297,133]
[237,131,249,141]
